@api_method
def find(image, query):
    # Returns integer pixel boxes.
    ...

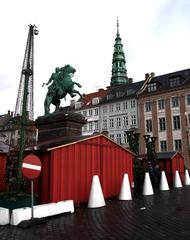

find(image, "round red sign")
[22,154,42,180]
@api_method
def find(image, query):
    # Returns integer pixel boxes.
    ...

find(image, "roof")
[100,81,144,104]
[139,68,190,96]
[156,151,184,160]
[34,133,135,156]
[0,141,10,153]
[0,113,12,127]
[79,88,108,109]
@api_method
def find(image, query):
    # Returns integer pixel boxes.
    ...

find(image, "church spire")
[110,18,128,86]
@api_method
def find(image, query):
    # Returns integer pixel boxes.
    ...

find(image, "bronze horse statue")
[43,65,83,115]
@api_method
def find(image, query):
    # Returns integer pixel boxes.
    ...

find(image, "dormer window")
[107,94,114,100]
[74,102,83,109]
[116,91,124,98]
[92,97,100,105]
[147,82,157,92]
[169,76,181,87]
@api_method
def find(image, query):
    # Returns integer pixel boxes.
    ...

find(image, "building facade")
[0,110,37,148]
[137,69,190,167]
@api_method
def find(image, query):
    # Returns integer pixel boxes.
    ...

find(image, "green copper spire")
[110,18,128,86]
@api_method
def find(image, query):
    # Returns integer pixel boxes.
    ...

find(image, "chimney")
[128,78,133,83]
[70,100,75,106]
[150,72,155,78]
[145,73,150,80]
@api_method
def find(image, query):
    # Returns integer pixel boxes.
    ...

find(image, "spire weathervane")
[117,17,119,35]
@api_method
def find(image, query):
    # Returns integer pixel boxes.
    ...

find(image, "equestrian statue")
[42,64,83,115]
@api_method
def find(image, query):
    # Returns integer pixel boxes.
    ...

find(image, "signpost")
[22,154,42,219]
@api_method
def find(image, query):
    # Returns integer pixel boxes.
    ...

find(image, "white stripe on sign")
[22,163,41,171]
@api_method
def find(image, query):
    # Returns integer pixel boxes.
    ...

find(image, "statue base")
[35,111,86,144]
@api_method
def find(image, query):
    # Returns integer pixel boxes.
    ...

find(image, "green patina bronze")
[43,64,83,115]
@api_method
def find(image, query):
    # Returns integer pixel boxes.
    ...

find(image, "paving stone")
[1,187,190,240]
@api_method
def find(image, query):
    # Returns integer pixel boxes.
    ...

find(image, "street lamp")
[143,135,160,189]
[125,129,140,155]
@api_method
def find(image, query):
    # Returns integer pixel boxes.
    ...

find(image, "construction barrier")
[160,171,169,191]
[88,175,106,208]
[142,172,154,196]
[11,200,74,226]
[0,207,10,225]
[184,169,190,185]
[118,173,132,200]
[174,170,182,188]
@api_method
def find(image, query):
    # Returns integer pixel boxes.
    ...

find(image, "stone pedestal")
[35,111,86,144]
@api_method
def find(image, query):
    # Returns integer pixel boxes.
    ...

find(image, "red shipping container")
[38,134,135,204]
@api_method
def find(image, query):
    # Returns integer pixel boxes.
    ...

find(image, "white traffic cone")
[88,175,106,208]
[142,172,154,195]
[174,170,182,188]
[159,171,169,191]
[184,169,190,185]
[118,173,132,200]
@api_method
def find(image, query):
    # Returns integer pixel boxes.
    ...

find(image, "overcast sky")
[0,0,190,118]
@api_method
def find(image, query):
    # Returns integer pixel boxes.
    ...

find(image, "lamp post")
[126,129,144,194]
[125,129,140,155]
[143,135,160,189]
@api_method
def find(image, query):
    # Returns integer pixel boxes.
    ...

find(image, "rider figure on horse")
[42,65,83,115]
[42,67,61,97]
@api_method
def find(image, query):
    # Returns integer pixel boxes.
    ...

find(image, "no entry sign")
[22,154,42,180]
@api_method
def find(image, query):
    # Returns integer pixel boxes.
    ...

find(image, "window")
[158,99,165,110]
[103,106,107,113]
[116,134,121,144]
[123,133,128,144]
[131,100,136,108]
[172,96,179,108]
[92,97,99,105]
[116,91,124,98]
[88,109,92,116]
[109,105,114,112]
[188,114,190,127]
[173,116,180,130]
[109,119,114,128]
[131,115,136,125]
[103,120,107,129]
[89,122,93,131]
[175,139,182,151]
[145,101,152,112]
[83,111,87,117]
[116,118,121,127]
[94,108,99,116]
[169,76,181,87]
[116,103,120,111]
[159,118,166,131]
[107,94,114,100]
[123,102,128,110]
[146,119,152,132]
[94,120,99,130]
[187,94,190,105]
[147,82,157,92]
[83,124,87,131]
[160,141,167,152]
[109,134,114,141]
[123,116,128,127]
